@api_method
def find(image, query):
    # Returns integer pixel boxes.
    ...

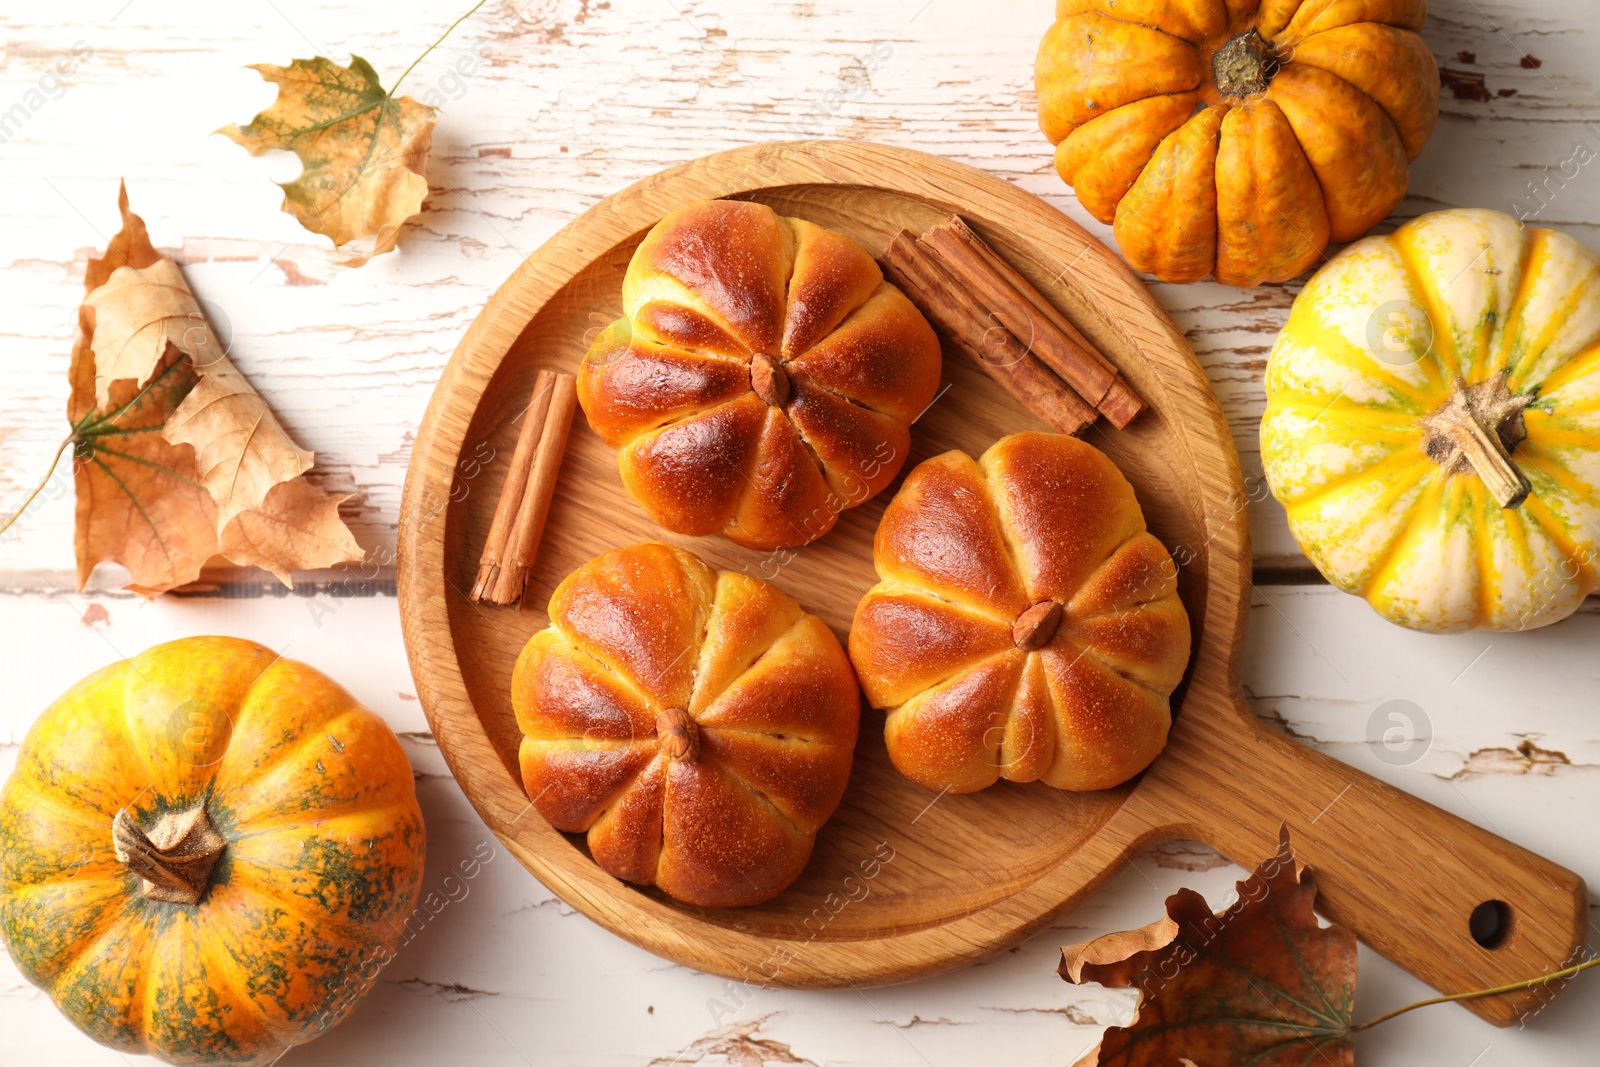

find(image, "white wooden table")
[3,2,1597,1064]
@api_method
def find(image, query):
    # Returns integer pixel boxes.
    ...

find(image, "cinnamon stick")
[880,231,1097,435]
[472,370,578,606]
[472,370,558,601]
[931,216,1144,427]
[494,372,577,605]
[919,216,1146,429]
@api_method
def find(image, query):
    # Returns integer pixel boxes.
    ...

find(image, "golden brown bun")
[578,199,942,550]
[512,542,861,907]
[848,432,1190,793]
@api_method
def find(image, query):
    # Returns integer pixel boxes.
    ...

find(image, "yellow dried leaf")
[218,56,435,266]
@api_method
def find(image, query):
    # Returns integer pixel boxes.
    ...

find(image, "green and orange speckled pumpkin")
[0,637,425,1066]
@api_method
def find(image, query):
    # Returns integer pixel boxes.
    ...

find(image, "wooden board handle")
[1136,677,1589,1026]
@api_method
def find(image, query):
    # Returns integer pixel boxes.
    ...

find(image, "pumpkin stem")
[1212,30,1278,97]
[1422,374,1533,509]
[112,805,226,905]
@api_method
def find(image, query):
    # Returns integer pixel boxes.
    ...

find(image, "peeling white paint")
[1,2,1599,1065]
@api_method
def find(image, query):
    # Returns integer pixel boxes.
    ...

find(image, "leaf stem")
[0,436,73,540]
[388,0,492,97]
[1350,956,1598,1032]
[77,353,191,436]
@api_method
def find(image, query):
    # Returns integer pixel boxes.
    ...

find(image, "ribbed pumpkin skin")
[0,637,425,1066]
[1262,209,1600,632]
[1035,0,1440,286]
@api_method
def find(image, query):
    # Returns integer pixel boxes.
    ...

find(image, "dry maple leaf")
[218,56,435,266]
[82,200,315,530]
[1059,827,1356,1067]
[69,323,219,596]
[68,184,361,595]
[162,356,314,531]
[82,257,224,408]
[219,478,362,586]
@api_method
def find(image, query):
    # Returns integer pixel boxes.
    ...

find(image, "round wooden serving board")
[399,141,1585,1023]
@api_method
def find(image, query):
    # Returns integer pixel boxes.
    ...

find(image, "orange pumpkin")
[0,637,425,1066]
[1035,0,1440,286]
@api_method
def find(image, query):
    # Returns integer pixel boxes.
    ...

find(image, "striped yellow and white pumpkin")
[1262,208,1600,632]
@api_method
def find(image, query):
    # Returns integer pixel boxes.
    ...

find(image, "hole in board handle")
[1470,899,1513,949]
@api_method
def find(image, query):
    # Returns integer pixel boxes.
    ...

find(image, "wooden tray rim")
[396,139,1252,987]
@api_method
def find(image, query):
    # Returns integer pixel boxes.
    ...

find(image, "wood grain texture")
[3,3,1599,1062]
[3,587,1599,1066]
[398,141,1585,1022]
[3,0,1597,584]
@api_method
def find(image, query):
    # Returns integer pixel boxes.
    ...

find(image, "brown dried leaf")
[1059,914,1180,983]
[220,479,362,585]
[164,357,314,530]
[82,257,225,409]
[82,191,314,527]
[217,56,435,266]
[84,184,162,291]
[70,185,361,595]
[70,327,219,596]
[1060,827,1356,1067]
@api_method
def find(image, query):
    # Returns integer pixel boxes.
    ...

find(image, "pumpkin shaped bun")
[849,433,1191,793]
[577,198,942,550]
[1035,0,1440,286]
[512,542,860,907]
[0,637,425,1067]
